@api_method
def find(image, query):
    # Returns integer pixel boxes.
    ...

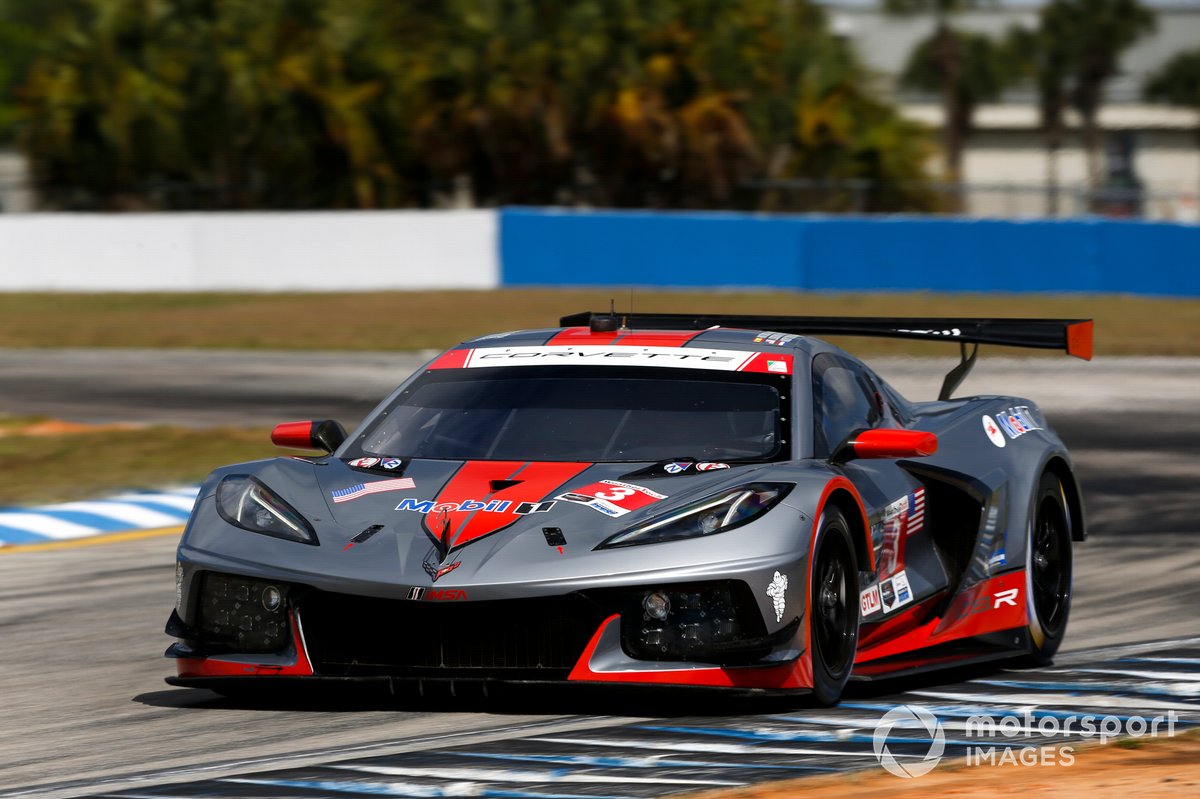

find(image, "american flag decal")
[331,477,416,503]
[908,487,926,534]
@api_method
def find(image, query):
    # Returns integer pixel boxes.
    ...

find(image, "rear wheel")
[1026,471,1073,664]
[809,507,859,706]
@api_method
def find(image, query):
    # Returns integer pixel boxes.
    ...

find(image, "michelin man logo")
[765,571,788,622]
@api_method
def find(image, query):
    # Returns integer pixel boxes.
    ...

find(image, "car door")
[811,353,949,618]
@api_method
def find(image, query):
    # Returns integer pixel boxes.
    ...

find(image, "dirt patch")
[0,418,141,437]
[680,732,1200,799]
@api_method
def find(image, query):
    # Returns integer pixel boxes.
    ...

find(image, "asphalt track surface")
[0,350,1197,798]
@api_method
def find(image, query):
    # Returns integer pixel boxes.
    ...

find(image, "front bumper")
[166,573,810,690]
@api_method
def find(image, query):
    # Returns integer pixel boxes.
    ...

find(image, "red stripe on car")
[424,460,593,550]
[427,349,472,369]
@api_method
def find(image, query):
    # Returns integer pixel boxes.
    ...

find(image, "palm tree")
[900,27,1015,202]
[883,0,980,183]
[1041,0,1155,188]
[1004,19,1072,216]
[1144,49,1200,198]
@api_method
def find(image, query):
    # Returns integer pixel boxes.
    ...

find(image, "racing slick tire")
[809,507,860,706]
[1026,470,1073,665]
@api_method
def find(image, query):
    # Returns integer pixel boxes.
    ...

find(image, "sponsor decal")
[556,479,667,517]
[968,586,1020,616]
[877,487,923,574]
[880,570,913,613]
[663,461,691,474]
[988,547,1006,569]
[880,578,896,609]
[397,497,555,515]
[347,457,380,468]
[406,586,425,601]
[696,462,730,472]
[430,345,794,374]
[753,332,797,346]
[766,571,789,622]
[541,526,567,547]
[380,458,403,470]
[861,584,882,617]
[424,588,468,601]
[993,587,1019,608]
[331,477,416,504]
[897,327,962,337]
[994,406,1043,440]
[981,415,1007,448]
[468,345,755,370]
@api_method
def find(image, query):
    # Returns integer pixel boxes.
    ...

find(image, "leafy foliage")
[9,0,935,211]
[1145,49,1200,110]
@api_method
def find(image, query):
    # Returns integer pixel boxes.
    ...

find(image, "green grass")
[0,290,1197,356]
[0,417,306,506]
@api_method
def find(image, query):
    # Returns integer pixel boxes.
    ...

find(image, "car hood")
[320,456,757,552]
[187,454,813,599]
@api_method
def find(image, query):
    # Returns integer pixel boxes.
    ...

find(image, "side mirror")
[831,428,937,464]
[271,420,347,454]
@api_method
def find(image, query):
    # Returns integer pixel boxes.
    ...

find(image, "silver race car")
[165,312,1092,704]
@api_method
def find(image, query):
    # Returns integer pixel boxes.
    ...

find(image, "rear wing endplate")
[559,312,1094,401]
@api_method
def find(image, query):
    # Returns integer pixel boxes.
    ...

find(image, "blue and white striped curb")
[0,486,199,546]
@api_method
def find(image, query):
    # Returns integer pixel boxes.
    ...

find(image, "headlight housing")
[596,483,792,549]
[215,475,318,545]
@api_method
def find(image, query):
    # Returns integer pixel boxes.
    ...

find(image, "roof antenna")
[621,288,632,332]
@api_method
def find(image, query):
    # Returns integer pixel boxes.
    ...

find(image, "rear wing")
[559,312,1093,400]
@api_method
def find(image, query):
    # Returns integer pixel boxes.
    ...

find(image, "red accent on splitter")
[567,616,812,689]
[174,610,314,678]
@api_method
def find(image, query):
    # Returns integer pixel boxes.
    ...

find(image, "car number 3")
[595,486,636,501]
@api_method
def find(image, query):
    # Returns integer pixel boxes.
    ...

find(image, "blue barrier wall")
[499,208,1200,296]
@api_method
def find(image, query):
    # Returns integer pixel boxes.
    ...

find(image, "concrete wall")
[500,208,1200,296]
[1,207,1196,295]
[0,210,497,291]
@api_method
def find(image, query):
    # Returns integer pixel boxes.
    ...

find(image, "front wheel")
[1026,471,1073,664]
[809,507,860,706]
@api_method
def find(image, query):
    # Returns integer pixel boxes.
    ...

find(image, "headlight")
[596,483,792,549]
[215,475,318,545]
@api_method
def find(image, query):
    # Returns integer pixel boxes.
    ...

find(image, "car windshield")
[347,366,787,462]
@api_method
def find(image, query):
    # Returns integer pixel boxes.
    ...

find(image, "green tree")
[899,27,1015,190]
[0,0,81,143]
[1042,0,1156,187]
[17,0,937,212]
[1145,49,1200,198]
[883,0,981,183]
[1004,19,1072,215]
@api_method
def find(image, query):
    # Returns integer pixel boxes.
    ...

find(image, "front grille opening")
[297,591,610,678]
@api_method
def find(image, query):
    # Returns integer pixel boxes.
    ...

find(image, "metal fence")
[2,176,1197,222]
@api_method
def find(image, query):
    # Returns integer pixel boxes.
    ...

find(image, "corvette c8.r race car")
[165,312,1093,705]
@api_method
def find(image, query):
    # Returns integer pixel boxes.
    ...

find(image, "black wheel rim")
[814,532,854,675]
[1032,496,1069,634]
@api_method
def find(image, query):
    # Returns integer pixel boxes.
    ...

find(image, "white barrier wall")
[0,210,498,291]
